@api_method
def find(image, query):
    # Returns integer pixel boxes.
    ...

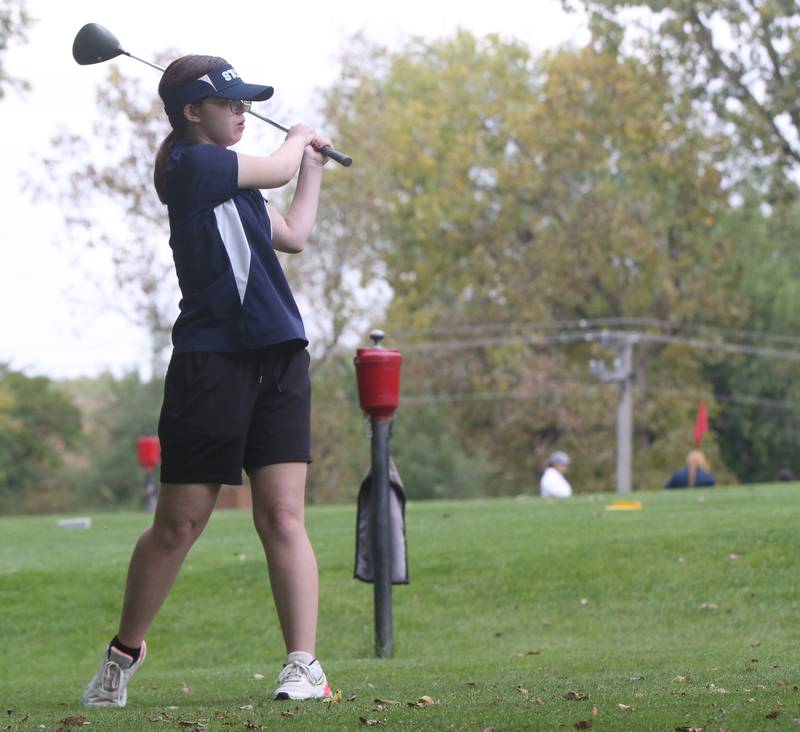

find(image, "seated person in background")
[665,449,716,489]
[540,451,573,498]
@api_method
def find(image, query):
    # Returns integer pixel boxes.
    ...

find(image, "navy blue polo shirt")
[164,140,307,353]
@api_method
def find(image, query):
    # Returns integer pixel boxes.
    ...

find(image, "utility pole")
[589,332,636,493]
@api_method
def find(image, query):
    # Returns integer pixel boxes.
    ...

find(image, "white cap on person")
[548,451,571,466]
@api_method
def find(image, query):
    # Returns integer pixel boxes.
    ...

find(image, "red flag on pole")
[693,400,708,446]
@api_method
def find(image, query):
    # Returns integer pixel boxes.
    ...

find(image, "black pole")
[370,416,393,657]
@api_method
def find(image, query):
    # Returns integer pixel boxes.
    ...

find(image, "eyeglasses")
[204,98,253,114]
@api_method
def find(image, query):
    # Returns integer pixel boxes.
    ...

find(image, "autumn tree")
[318,32,743,492]
[561,1,800,481]
[562,0,800,195]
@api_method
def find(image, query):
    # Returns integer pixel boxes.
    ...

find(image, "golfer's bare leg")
[117,483,220,647]
[251,463,318,655]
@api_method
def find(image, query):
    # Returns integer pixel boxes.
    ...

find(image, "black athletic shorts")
[158,341,311,485]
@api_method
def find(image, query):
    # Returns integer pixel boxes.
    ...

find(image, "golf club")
[72,22,353,167]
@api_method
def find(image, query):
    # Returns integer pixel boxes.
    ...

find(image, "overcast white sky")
[1,0,587,380]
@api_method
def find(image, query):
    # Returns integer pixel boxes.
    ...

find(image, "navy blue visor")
[163,63,273,119]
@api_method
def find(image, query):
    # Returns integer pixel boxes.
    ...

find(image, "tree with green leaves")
[562,0,800,195]
[560,0,800,480]
[0,0,31,98]
[318,32,744,492]
[0,365,82,513]
[66,371,165,509]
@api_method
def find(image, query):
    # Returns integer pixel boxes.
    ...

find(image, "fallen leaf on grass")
[481,727,496,732]
[629,676,644,681]
[325,689,343,708]
[564,691,590,701]
[673,676,689,683]
[532,698,545,706]
[281,707,299,718]
[243,721,261,730]
[575,721,593,729]
[346,693,358,702]
[407,695,435,708]
[60,716,89,727]
[590,705,598,716]
[579,597,589,605]
[253,674,265,680]
[517,685,529,696]
[512,650,541,657]
[748,698,757,703]
[359,717,384,726]
[675,727,704,732]
[466,682,476,687]
[618,703,634,712]
[239,704,253,711]
[728,553,741,560]
[700,602,719,610]
[766,710,781,719]
[181,682,193,693]
[373,698,401,706]
[178,722,204,729]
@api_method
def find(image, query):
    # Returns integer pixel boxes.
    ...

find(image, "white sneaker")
[82,641,147,708]
[274,651,331,701]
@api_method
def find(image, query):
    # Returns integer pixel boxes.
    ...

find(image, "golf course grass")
[1,484,798,730]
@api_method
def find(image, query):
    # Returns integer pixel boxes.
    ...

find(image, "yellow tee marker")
[605,499,643,511]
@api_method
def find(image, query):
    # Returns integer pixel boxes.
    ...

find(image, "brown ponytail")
[153,54,228,204]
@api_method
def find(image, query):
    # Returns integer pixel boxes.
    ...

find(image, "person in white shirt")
[540,451,573,498]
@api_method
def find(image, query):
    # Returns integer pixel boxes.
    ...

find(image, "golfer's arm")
[269,159,324,253]
[236,138,306,189]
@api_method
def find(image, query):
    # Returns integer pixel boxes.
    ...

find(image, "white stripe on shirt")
[213,200,251,304]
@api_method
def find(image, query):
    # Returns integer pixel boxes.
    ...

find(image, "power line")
[394,328,800,362]
[392,317,800,348]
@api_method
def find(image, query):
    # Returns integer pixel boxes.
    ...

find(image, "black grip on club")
[320,146,353,167]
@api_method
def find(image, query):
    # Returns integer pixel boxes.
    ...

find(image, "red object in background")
[354,346,403,420]
[137,435,161,471]
[693,400,709,446]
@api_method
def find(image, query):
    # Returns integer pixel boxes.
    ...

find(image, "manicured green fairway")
[1,485,799,730]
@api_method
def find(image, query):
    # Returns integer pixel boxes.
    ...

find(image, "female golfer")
[83,55,332,707]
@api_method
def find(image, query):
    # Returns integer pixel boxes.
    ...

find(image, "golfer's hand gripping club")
[249,110,351,167]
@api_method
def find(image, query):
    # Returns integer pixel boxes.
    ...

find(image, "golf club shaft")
[247,109,352,167]
[124,51,164,73]
[122,52,352,167]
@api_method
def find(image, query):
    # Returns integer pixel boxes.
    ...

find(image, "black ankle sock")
[110,635,141,663]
